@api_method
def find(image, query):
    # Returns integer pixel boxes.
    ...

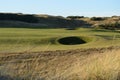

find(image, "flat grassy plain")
[0,28,120,53]
[0,27,120,80]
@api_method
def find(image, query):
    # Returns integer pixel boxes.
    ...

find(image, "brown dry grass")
[0,47,120,80]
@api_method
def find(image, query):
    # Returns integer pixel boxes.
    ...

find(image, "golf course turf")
[0,27,120,53]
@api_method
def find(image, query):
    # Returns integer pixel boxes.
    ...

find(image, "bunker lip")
[58,36,87,45]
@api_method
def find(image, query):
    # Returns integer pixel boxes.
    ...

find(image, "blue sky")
[0,0,119,17]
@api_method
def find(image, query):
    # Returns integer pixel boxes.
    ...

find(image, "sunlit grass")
[0,28,120,52]
[0,48,119,80]
[69,50,120,80]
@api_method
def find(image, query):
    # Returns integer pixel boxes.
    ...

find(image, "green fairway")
[0,28,120,52]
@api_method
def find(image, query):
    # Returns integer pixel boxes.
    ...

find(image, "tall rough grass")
[68,50,120,80]
[0,48,120,80]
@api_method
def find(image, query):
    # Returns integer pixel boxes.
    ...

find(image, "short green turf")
[0,28,120,52]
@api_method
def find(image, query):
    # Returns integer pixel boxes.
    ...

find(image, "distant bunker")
[58,36,87,45]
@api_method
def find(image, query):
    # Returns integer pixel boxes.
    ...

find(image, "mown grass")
[0,28,120,52]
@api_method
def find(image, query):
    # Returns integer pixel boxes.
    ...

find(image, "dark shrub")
[91,17,105,21]
[66,16,84,20]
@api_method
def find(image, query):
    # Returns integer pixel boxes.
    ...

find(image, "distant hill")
[0,13,89,28]
[0,13,120,29]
